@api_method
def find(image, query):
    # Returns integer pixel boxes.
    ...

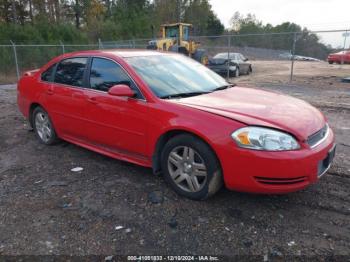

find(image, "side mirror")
[244,58,249,61]
[108,84,135,98]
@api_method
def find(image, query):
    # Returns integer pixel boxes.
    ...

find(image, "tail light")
[23,69,39,77]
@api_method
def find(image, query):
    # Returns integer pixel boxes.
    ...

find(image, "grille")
[254,176,307,185]
[307,124,329,148]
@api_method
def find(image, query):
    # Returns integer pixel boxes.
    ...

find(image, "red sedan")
[17,50,336,200]
[328,50,350,64]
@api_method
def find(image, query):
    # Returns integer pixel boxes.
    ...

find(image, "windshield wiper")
[212,83,236,92]
[160,91,211,99]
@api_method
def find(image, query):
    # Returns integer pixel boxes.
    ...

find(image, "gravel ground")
[0,61,350,259]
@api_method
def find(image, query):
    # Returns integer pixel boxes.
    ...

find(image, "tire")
[32,106,59,145]
[234,67,240,77]
[193,49,209,65]
[249,65,252,74]
[178,46,189,56]
[146,44,157,50]
[328,61,333,64]
[161,134,223,200]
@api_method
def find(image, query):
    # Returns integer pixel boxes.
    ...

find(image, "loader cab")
[147,22,208,65]
[164,26,178,38]
[161,23,192,43]
[182,25,190,41]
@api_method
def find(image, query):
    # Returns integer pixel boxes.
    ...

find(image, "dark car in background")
[208,52,252,77]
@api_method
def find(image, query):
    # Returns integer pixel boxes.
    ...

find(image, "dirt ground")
[0,61,349,259]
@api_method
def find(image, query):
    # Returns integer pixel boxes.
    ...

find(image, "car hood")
[170,87,325,140]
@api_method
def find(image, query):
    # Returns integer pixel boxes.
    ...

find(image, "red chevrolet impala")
[17,50,336,200]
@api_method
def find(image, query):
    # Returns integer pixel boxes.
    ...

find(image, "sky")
[209,0,350,48]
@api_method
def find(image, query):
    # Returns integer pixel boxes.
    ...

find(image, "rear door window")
[54,57,88,87]
[89,57,142,98]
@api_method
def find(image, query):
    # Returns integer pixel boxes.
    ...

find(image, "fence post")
[290,32,297,82]
[227,35,231,80]
[10,40,20,81]
[60,40,65,54]
[98,38,103,49]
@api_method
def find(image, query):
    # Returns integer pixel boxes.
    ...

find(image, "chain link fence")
[1,29,349,85]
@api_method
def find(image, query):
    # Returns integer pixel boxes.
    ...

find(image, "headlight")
[231,127,300,151]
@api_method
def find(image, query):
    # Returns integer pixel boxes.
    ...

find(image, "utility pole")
[75,0,80,29]
[341,30,349,65]
[177,0,181,23]
[11,0,17,23]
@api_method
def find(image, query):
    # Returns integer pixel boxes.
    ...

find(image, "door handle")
[87,97,98,104]
[72,93,84,99]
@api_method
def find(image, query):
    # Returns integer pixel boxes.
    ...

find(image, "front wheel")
[161,134,223,200]
[234,67,240,77]
[193,49,209,65]
[32,106,59,145]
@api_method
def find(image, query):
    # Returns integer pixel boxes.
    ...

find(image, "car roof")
[65,49,164,58]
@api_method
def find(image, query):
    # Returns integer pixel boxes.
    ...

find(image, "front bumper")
[209,65,236,74]
[218,128,335,194]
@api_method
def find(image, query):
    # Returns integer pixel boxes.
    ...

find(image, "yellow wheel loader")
[147,23,208,65]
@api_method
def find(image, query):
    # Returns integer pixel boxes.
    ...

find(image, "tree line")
[228,12,332,59]
[0,0,224,43]
[0,1,332,59]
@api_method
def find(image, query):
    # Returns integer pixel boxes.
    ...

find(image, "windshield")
[214,53,238,60]
[126,54,228,98]
[165,27,178,38]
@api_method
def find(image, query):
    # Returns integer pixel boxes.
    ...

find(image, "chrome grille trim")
[254,176,307,185]
[307,124,329,148]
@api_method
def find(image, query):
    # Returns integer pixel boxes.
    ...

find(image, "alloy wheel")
[34,111,52,143]
[167,146,208,193]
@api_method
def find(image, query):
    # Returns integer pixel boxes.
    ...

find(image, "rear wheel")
[161,134,223,200]
[146,44,157,50]
[328,61,333,64]
[32,106,59,145]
